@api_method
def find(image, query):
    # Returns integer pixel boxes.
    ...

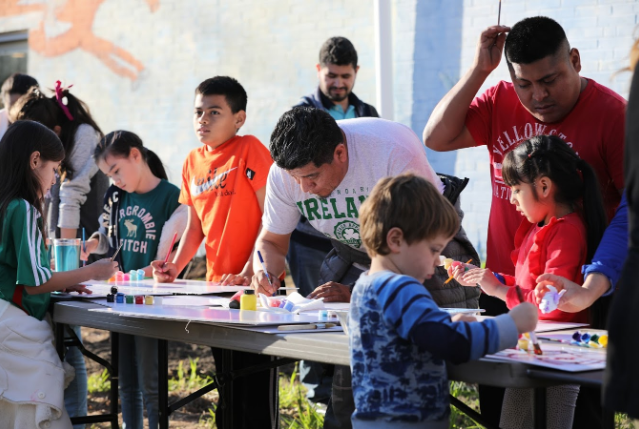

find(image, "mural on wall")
[0,0,159,81]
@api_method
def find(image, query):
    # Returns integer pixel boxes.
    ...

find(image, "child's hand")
[454,268,501,295]
[64,284,93,295]
[449,262,479,286]
[151,260,177,283]
[81,238,99,261]
[220,273,251,286]
[89,258,119,280]
[508,302,538,334]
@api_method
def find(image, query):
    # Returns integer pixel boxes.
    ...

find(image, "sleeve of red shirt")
[178,153,192,206]
[245,137,273,193]
[465,85,496,147]
[505,222,586,309]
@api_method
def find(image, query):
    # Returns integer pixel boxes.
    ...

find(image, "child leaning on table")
[151,76,276,428]
[82,130,187,429]
[349,172,537,429]
[0,121,118,429]
[450,136,608,429]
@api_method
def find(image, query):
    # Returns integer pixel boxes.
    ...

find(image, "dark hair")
[502,135,607,262]
[0,121,65,243]
[505,16,568,65]
[360,173,459,257]
[319,37,358,69]
[270,107,343,170]
[95,130,168,180]
[195,76,247,113]
[11,86,103,179]
[1,73,39,99]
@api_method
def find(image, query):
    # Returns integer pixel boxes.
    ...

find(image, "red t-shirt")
[179,135,273,281]
[500,213,588,323]
[466,79,625,275]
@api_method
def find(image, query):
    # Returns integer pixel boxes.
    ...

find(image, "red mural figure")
[0,0,159,81]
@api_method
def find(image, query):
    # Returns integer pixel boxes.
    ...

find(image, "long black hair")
[10,86,103,179]
[94,130,168,181]
[0,121,65,242]
[502,135,607,263]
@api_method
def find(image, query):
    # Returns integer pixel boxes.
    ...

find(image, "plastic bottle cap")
[244,289,255,295]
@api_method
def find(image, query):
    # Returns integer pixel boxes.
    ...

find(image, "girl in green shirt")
[0,121,117,428]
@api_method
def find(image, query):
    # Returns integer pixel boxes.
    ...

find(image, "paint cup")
[52,238,81,272]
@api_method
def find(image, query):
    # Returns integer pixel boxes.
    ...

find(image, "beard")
[326,87,350,102]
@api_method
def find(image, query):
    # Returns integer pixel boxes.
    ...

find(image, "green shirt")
[0,199,53,320]
[328,104,356,120]
[118,180,181,272]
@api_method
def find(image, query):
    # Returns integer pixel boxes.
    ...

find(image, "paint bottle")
[240,289,257,311]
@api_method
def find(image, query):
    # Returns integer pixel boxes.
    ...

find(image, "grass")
[88,355,636,428]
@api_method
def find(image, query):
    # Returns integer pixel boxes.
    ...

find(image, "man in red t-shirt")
[423,16,625,427]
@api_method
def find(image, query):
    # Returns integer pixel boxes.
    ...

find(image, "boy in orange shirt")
[152,76,276,427]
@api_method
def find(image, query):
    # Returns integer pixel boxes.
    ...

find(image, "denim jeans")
[119,333,159,429]
[64,325,87,429]
[287,234,333,403]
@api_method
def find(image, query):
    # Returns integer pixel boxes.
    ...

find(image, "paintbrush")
[82,227,86,267]
[443,259,474,285]
[162,232,178,268]
[111,242,124,262]
[498,0,502,26]
[515,285,543,355]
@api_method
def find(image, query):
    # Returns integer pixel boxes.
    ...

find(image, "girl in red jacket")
[452,134,607,429]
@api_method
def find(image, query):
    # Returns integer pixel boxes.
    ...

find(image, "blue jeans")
[119,334,159,429]
[287,233,333,403]
[64,325,87,429]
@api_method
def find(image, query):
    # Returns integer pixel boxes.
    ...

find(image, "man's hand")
[251,270,280,296]
[474,25,510,75]
[220,273,251,286]
[308,282,351,303]
[80,238,99,262]
[535,274,600,313]
[151,260,178,283]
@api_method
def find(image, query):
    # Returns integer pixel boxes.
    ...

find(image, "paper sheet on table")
[484,342,605,372]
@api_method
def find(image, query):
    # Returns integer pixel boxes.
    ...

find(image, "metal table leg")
[158,339,169,429]
[533,387,546,429]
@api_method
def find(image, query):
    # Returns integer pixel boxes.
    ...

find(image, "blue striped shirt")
[349,270,518,424]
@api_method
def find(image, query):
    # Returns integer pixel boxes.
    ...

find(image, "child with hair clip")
[82,130,187,429]
[0,121,118,429]
[10,82,110,427]
[451,135,608,429]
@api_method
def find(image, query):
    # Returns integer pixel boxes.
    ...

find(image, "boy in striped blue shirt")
[349,173,537,428]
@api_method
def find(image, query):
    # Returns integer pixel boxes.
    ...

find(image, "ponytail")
[143,148,168,180]
[95,130,167,180]
[577,158,607,262]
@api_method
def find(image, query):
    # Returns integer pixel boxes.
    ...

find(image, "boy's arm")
[423,25,508,152]
[152,205,204,283]
[379,278,533,364]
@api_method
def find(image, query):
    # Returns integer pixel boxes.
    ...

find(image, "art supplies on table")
[258,291,325,314]
[538,329,609,349]
[89,303,334,326]
[485,337,606,372]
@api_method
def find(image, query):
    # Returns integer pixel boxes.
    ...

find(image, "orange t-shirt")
[179,135,272,281]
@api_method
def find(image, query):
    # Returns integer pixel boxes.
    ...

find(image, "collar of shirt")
[328,104,356,120]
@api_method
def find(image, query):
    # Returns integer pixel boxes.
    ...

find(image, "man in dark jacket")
[290,37,379,405]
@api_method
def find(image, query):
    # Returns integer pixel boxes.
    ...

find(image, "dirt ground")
[82,327,218,428]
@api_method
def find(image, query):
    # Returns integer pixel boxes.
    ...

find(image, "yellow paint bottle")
[240,289,257,311]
